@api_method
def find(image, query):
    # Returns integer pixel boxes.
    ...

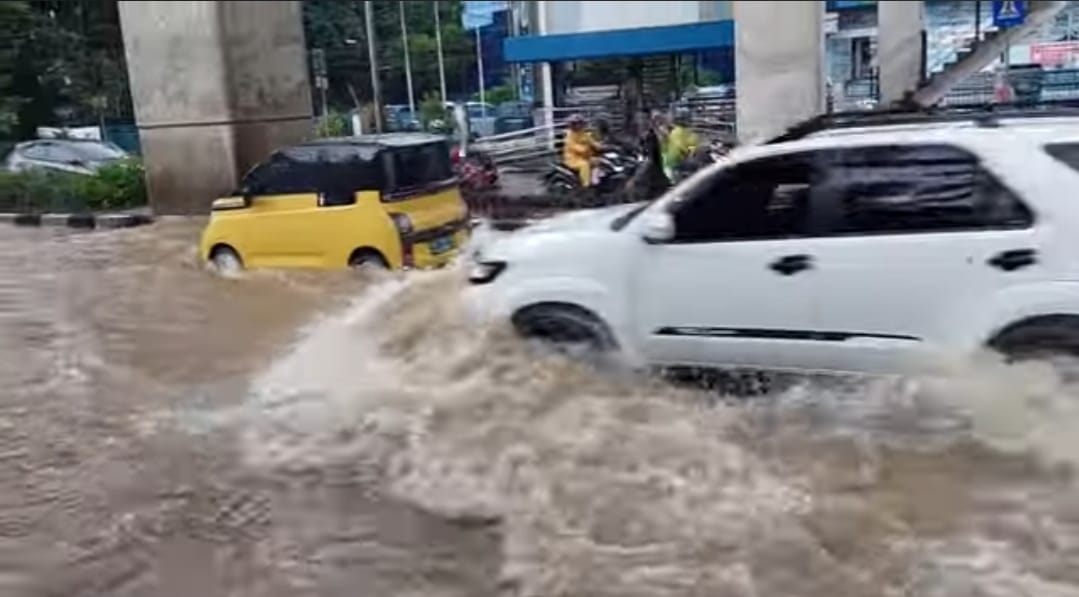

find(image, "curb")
[3,212,153,230]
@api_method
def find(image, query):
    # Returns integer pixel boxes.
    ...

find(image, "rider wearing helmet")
[562,113,600,187]
[662,108,701,179]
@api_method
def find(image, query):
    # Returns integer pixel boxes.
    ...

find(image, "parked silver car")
[3,139,128,176]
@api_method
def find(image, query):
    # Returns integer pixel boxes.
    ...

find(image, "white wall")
[545,1,731,35]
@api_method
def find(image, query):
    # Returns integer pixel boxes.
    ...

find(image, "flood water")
[1,218,1078,596]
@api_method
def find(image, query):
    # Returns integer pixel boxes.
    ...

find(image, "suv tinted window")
[820,144,1031,235]
[670,152,819,243]
[1045,142,1079,174]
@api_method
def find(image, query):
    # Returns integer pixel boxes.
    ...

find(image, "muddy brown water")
[1,218,1077,596]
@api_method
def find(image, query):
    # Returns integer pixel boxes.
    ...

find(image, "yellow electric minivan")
[199,133,470,271]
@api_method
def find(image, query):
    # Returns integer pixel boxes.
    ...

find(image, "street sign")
[461,1,506,31]
[310,48,327,77]
[824,12,839,35]
[992,0,1027,28]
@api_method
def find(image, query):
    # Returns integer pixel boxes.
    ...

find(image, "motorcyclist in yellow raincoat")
[662,110,701,180]
[562,114,600,187]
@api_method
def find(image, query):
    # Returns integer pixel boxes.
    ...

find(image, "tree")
[0,1,30,137]
[5,0,133,139]
[303,0,477,110]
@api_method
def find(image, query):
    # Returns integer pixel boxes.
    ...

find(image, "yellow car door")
[237,155,322,269]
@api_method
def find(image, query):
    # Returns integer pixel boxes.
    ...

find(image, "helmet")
[567,113,586,129]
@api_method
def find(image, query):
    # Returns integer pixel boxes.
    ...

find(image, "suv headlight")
[468,260,506,285]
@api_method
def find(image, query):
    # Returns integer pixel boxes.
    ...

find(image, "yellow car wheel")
[348,249,388,271]
[209,245,244,276]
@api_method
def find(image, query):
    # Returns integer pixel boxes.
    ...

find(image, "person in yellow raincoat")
[662,110,701,180]
[562,114,600,187]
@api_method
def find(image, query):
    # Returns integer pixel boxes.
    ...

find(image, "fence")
[836,67,1079,109]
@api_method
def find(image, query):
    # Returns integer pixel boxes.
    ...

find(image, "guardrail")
[471,119,568,172]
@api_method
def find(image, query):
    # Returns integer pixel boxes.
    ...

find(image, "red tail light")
[450,146,461,164]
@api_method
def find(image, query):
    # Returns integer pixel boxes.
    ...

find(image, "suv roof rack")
[766,100,1079,145]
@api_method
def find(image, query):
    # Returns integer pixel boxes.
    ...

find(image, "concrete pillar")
[734,0,825,145]
[118,1,313,214]
[877,0,925,106]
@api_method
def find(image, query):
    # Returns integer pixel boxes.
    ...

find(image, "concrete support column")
[734,0,825,145]
[877,0,925,106]
[118,1,313,214]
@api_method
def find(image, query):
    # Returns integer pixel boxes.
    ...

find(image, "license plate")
[429,235,455,254]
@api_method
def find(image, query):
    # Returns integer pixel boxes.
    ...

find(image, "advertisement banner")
[1030,41,1079,67]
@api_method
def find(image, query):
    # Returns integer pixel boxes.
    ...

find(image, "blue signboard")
[992,0,1027,28]
[826,0,876,10]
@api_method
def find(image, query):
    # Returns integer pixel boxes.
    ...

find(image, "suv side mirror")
[640,211,675,243]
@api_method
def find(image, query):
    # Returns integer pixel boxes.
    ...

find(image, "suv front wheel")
[511,303,617,358]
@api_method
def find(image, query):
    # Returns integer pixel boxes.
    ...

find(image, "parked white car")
[466,109,1079,375]
[4,139,128,176]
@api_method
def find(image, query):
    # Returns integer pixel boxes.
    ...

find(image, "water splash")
[240,268,1079,596]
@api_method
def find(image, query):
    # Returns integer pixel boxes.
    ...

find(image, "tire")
[989,315,1079,372]
[348,250,389,271]
[511,304,616,360]
[209,246,243,275]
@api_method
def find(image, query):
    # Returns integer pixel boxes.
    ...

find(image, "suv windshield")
[383,141,454,198]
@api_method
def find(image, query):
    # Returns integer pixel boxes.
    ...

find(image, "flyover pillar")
[118,1,313,214]
[734,0,826,144]
[878,0,926,105]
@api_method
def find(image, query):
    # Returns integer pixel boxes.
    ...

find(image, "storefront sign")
[1030,41,1079,66]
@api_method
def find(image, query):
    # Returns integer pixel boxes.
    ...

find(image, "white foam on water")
[238,269,1079,596]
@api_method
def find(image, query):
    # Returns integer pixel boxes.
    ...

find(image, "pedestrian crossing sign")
[992,0,1027,28]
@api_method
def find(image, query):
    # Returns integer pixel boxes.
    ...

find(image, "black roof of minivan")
[302,132,447,149]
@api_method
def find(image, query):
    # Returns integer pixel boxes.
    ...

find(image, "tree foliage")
[0,0,132,140]
[303,0,478,110]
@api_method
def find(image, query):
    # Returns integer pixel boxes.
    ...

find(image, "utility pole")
[364,0,383,133]
[400,1,416,117]
[434,1,448,104]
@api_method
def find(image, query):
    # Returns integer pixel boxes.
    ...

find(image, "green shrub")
[316,110,350,138]
[0,158,147,213]
[75,158,147,211]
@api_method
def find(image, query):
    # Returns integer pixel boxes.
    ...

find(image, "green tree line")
[0,0,131,140]
[0,0,497,140]
[304,0,486,111]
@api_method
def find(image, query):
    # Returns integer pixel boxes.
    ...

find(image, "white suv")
[466,111,1079,375]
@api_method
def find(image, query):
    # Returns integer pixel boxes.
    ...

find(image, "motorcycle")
[452,144,499,192]
[542,144,643,200]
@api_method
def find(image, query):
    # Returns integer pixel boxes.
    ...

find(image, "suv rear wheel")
[989,315,1079,367]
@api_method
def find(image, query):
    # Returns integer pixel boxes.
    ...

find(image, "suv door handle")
[988,248,1037,272]
[769,254,813,276]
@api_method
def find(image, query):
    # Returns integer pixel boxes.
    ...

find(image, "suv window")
[819,144,1032,235]
[1045,142,1079,174]
[670,152,819,243]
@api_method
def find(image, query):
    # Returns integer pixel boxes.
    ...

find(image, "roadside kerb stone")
[3,212,153,229]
